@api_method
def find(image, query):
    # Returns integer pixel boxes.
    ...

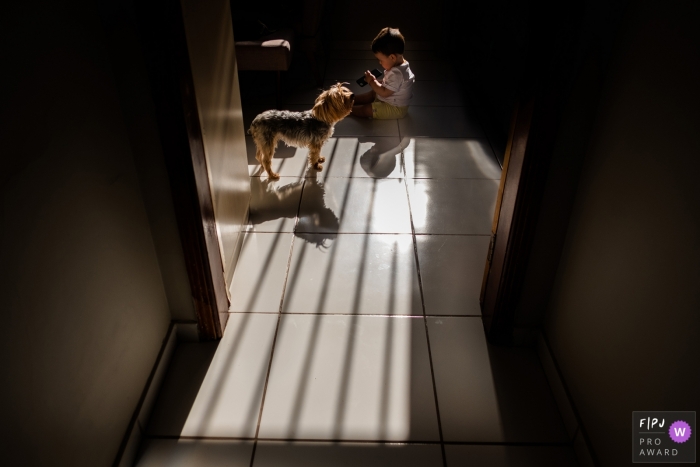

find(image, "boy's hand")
[364,70,375,84]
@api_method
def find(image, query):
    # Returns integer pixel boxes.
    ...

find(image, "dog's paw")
[313,163,323,171]
[269,172,281,180]
[318,157,326,163]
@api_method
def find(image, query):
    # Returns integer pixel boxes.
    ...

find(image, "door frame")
[480,97,536,343]
[137,0,229,340]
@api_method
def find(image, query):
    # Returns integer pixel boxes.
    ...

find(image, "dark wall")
[0,0,191,464]
[541,1,700,464]
[443,1,699,464]
[328,0,445,44]
[443,0,533,162]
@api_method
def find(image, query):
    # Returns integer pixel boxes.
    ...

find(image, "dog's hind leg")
[259,137,280,179]
[308,142,324,171]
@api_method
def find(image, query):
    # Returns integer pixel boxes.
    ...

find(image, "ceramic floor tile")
[410,81,465,107]
[334,115,400,137]
[253,442,443,467]
[258,315,440,441]
[229,232,293,312]
[407,179,498,235]
[249,177,304,233]
[146,341,217,436]
[407,60,458,81]
[135,440,254,466]
[416,235,490,316]
[147,314,278,437]
[332,49,376,61]
[247,134,404,180]
[322,137,405,179]
[338,50,441,61]
[285,85,329,106]
[444,445,579,467]
[246,135,313,178]
[297,178,412,234]
[241,91,277,110]
[332,40,440,51]
[323,79,365,97]
[428,317,569,443]
[325,59,381,81]
[283,234,422,315]
[324,59,456,82]
[403,138,502,179]
[399,107,484,138]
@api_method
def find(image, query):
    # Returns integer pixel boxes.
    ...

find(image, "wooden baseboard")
[114,321,198,467]
[536,331,598,467]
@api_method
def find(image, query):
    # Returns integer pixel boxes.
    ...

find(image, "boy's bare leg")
[351,104,373,118]
[351,90,375,118]
[353,90,375,105]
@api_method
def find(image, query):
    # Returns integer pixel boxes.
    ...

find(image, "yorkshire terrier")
[248,83,355,179]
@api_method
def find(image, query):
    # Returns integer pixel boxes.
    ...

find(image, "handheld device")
[356,68,384,87]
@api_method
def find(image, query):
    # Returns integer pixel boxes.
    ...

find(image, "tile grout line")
[225,311,484,318]
[145,433,575,447]
[400,125,448,467]
[248,230,492,237]
[251,176,501,181]
[247,233,297,467]
[292,178,307,236]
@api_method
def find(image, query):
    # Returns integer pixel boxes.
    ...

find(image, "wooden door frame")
[480,97,535,343]
[476,0,591,345]
[136,0,229,340]
[480,89,561,344]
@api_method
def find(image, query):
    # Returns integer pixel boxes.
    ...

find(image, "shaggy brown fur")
[248,83,355,179]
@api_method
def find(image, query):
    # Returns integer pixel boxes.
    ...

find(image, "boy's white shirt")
[377,61,415,107]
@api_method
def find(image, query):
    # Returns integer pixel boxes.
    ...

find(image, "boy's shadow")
[357,137,410,178]
[249,168,339,248]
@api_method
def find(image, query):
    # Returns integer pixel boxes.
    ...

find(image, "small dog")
[248,83,355,179]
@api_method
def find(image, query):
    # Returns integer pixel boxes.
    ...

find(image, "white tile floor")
[136,50,577,466]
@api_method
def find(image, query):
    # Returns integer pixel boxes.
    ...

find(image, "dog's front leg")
[308,143,324,171]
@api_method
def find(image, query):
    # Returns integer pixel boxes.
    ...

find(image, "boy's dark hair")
[371,27,405,56]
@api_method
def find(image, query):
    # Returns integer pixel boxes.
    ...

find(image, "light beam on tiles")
[180,231,288,437]
[401,137,418,178]
[377,242,399,439]
[339,316,413,441]
[366,235,417,315]
[402,137,429,230]
[368,179,412,233]
[406,183,429,232]
[266,315,413,441]
[179,313,278,438]
[328,138,361,177]
[465,140,502,179]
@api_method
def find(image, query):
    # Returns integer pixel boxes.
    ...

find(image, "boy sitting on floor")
[351,27,415,120]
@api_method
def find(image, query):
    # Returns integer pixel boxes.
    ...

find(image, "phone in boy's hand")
[356,68,384,87]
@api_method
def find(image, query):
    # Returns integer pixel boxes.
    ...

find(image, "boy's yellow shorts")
[371,99,409,119]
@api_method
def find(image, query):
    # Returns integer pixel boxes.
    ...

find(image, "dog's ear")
[312,89,332,123]
[313,86,351,124]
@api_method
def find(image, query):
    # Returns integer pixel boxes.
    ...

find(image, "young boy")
[351,27,415,119]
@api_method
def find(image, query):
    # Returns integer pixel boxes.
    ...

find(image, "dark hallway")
[0,1,698,466]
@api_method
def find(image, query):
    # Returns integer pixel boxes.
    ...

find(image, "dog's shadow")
[249,168,339,248]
